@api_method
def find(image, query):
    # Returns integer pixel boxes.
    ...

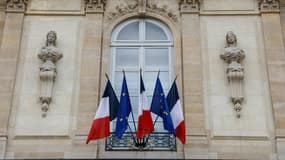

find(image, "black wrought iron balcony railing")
[105,132,176,151]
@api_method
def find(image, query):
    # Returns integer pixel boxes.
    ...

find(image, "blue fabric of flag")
[115,75,132,138]
[166,80,179,111]
[103,80,119,121]
[150,77,175,135]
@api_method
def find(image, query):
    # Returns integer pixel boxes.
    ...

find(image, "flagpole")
[127,124,137,144]
[152,70,161,128]
[145,70,162,143]
[151,73,178,134]
[174,75,178,82]
[122,70,137,133]
[105,73,110,80]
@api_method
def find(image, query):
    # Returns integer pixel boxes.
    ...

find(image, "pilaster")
[260,0,285,159]
[0,0,26,158]
[73,0,106,158]
[180,0,209,158]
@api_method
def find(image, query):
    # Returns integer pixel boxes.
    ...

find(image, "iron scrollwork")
[106,132,176,151]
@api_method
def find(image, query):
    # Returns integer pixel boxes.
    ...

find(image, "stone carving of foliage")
[258,0,279,11]
[106,0,179,22]
[6,0,28,11]
[179,0,200,12]
[84,0,107,12]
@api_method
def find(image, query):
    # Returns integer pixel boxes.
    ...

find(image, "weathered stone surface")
[201,16,273,138]
[30,0,82,11]
[11,16,82,136]
[202,0,256,11]
[181,13,206,137]
[0,0,282,159]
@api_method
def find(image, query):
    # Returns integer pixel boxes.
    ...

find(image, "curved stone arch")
[104,12,180,41]
[98,11,184,156]
[100,12,183,91]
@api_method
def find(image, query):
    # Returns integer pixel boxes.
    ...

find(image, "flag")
[86,80,119,144]
[136,73,154,138]
[150,76,175,135]
[167,80,186,144]
[115,74,132,138]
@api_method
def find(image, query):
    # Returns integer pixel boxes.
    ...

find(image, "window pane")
[129,96,139,118]
[145,22,168,40]
[117,21,139,40]
[144,71,169,95]
[116,48,139,68]
[114,71,139,96]
[145,48,169,67]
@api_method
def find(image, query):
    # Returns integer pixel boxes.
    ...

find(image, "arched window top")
[108,18,175,151]
[112,19,173,42]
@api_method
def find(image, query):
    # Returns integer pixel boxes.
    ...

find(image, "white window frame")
[110,18,174,131]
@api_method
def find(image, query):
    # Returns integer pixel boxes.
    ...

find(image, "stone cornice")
[84,0,106,13]
[179,0,200,13]
[259,0,280,13]
[6,0,28,13]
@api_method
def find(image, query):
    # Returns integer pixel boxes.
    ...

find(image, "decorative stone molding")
[84,0,106,13]
[0,1,6,11]
[220,31,245,118]
[179,0,200,13]
[146,2,178,22]
[106,0,179,22]
[258,0,280,12]
[106,2,138,21]
[6,0,28,12]
[38,31,63,117]
[138,0,147,15]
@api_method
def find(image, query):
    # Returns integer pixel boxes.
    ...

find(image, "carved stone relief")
[179,0,200,13]
[220,31,245,118]
[84,0,106,13]
[258,0,279,12]
[106,0,179,22]
[38,31,63,117]
[106,1,138,21]
[146,1,178,22]
[6,0,28,12]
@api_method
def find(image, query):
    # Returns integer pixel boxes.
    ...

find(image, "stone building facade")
[0,0,285,159]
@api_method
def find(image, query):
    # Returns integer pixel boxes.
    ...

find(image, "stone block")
[202,0,256,11]
[14,152,64,159]
[30,0,82,12]
[80,54,101,77]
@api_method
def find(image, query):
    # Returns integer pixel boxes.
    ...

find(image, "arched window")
[110,19,174,139]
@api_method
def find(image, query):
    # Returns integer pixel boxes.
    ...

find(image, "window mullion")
[108,19,176,151]
[169,47,172,88]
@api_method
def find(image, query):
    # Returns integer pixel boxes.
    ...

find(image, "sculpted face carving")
[46,31,57,46]
[226,31,237,46]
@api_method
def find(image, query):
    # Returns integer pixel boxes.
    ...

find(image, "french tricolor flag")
[136,72,154,138]
[167,80,186,144]
[86,79,119,144]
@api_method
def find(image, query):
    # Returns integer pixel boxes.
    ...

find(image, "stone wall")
[0,0,283,159]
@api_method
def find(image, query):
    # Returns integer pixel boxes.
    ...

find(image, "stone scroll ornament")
[38,31,63,117]
[220,31,245,118]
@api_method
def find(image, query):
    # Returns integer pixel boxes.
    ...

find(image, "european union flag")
[150,77,175,135]
[115,74,132,138]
